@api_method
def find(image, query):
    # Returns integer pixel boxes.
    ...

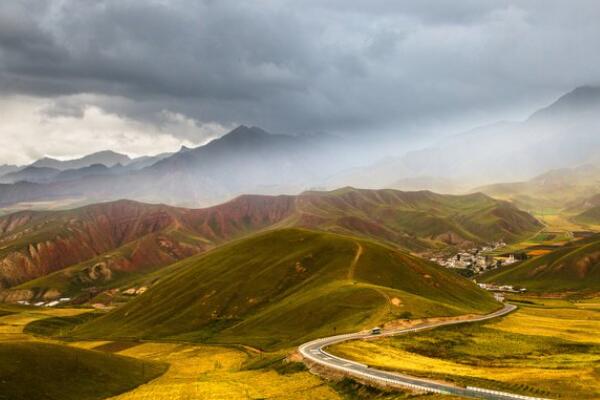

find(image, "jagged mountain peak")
[213,125,275,145]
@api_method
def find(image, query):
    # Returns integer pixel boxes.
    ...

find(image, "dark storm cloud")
[1,0,600,137]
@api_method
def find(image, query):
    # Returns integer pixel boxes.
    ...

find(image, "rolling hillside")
[0,196,294,302]
[0,188,540,304]
[481,234,600,292]
[289,188,541,250]
[72,229,499,349]
[0,200,199,291]
[0,341,165,400]
[476,164,600,210]
[572,205,600,226]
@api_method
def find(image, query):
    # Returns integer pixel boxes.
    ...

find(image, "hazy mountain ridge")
[0,165,19,177]
[0,166,62,184]
[31,151,132,170]
[333,86,600,190]
[476,163,600,210]
[0,150,172,186]
[0,87,599,208]
[0,126,357,208]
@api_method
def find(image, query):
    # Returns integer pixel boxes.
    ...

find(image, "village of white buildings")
[429,240,517,272]
[15,286,148,308]
[429,240,528,294]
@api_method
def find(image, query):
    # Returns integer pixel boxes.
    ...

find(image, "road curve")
[299,303,551,400]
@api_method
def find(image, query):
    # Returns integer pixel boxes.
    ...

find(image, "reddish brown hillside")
[182,194,296,241]
[0,188,540,302]
[0,196,297,291]
[0,201,185,288]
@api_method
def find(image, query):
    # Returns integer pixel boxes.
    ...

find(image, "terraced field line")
[347,243,363,281]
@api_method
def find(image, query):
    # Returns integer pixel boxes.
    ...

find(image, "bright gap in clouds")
[0,95,232,165]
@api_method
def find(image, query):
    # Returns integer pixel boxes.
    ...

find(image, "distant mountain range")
[0,126,355,208]
[0,166,62,184]
[0,165,19,177]
[0,86,599,209]
[331,86,600,191]
[475,163,600,212]
[0,150,175,185]
[30,150,132,170]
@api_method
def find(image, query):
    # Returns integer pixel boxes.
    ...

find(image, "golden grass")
[69,340,113,349]
[106,343,339,400]
[537,213,583,232]
[9,302,598,399]
[0,307,88,341]
[333,341,591,390]
[0,308,340,399]
[330,301,600,399]
[1,307,450,399]
[488,306,600,344]
[526,249,552,256]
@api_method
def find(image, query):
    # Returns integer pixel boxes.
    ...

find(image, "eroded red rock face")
[0,197,297,290]
[183,194,296,240]
[0,201,181,288]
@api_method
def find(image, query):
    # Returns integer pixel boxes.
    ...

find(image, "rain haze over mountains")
[1,1,600,209]
[3,4,600,399]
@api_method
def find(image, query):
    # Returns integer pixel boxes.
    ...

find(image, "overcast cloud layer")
[1,0,599,164]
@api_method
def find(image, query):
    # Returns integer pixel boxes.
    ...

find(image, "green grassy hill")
[71,228,499,350]
[0,341,166,400]
[287,188,542,251]
[0,196,293,302]
[476,164,600,211]
[573,206,600,226]
[481,234,600,292]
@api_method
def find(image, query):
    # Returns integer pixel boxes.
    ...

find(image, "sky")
[1,0,599,165]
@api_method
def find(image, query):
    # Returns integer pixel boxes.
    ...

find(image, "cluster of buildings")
[429,241,522,275]
[123,286,147,296]
[16,297,71,307]
[477,283,527,293]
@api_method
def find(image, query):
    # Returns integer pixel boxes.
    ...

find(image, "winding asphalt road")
[299,303,551,400]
